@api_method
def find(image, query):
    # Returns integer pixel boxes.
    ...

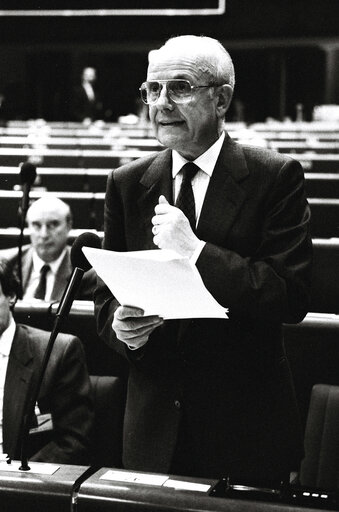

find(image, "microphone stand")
[19,268,84,471]
[17,200,29,300]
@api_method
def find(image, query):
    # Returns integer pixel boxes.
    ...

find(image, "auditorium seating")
[0,190,105,230]
[304,173,339,198]
[13,300,129,379]
[308,198,339,238]
[0,166,109,192]
[299,384,339,491]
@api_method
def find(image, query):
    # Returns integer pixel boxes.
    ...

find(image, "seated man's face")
[28,208,71,263]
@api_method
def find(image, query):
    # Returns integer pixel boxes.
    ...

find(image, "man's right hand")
[112,305,164,350]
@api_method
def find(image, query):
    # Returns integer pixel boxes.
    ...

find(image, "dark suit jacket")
[3,323,93,464]
[95,134,312,482]
[70,84,103,122]
[0,245,97,302]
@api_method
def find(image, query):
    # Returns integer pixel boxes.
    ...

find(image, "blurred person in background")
[70,66,103,123]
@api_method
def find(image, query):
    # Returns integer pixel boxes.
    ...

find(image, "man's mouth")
[159,120,184,126]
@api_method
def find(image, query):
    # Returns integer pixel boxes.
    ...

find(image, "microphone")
[17,162,37,299]
[56,232,101,320]
[18,232,101,471]
[20,161,37,215]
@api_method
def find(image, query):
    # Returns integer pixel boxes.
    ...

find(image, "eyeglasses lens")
[140,80,192,104]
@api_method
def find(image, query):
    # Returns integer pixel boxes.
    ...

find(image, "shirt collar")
[0,314,16,357]
[32,247,67,275]
[172,131,225,178]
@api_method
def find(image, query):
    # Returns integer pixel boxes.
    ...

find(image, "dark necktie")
[175,162,199,230]
[34,264,50,300]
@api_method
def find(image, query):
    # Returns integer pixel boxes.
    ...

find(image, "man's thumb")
[159,195,169,204]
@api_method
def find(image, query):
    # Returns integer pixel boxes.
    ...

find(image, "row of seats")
[1,190,339,237]
[1,146,339,172]
[0,147,152,168]
[0,136,161,151]
[1,166,109,192]
[3,168,339,197]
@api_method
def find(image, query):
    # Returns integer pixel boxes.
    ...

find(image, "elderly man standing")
[1,195,96,301]
[95,35,312,486]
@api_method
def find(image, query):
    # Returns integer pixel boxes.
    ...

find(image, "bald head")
[27,196,72,263]
[149,35,235,91]
[146,35,235,159]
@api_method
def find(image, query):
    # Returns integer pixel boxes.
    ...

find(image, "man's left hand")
[152,195,200,258]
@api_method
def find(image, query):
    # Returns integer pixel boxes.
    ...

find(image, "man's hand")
[152,195,200,258]
[112,305,163,350]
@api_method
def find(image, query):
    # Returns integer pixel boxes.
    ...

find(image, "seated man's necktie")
[34,264,50,300]
[175,162,199,231]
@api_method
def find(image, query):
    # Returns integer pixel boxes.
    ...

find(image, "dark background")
[0,0,338,123]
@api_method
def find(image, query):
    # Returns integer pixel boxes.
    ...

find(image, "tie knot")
[40,264,50,276]
[181,162,199,182]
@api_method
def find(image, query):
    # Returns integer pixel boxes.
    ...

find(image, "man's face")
[0,283,12,337]
[147,52,220,160]
[83,67,96,84]
[28,206,71,263]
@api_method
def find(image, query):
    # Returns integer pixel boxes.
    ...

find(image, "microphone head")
[20,161,37,186]
[71,232,101,271]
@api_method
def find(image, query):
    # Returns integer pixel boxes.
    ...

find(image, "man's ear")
[215,84,233,118]
[8,293,17,311]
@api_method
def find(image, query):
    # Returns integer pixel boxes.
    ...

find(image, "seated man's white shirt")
[172,131,225,263]
[83,82,95,101]
[24,248,67,302]
[0,315,16,453]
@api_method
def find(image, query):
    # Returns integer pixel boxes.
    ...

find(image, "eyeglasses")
[139,79,217,105]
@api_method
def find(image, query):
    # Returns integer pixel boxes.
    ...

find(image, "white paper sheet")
[83,247,228,320]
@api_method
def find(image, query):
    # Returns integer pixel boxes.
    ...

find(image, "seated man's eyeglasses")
[139,79,220,105]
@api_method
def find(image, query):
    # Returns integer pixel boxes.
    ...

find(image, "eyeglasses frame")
[139,79,221,105]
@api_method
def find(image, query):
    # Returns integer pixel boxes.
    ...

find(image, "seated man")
[0,195,96,301]
[0,257,93,464]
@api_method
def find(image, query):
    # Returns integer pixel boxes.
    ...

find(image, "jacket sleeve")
[31,336,94,465]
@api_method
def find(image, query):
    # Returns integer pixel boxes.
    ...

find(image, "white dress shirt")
[83,82,95,102]
[0,315,16,453]
[24,248,67,302]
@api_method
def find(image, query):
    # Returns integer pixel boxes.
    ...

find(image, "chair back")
[299,384,339,490]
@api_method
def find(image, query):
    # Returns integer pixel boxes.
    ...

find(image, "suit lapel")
[197,136,249,244]
[3,325,34,458]
[137,149,173,250]
[50,248,71,301]
[22,248,34,290]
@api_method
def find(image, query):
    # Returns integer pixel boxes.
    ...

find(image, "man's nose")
[154,84,173,109]
[39,225,49,237]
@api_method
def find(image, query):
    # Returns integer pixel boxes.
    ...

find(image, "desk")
[0,462,91,512]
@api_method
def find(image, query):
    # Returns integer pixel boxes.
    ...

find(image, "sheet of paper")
[83,247,228,320]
